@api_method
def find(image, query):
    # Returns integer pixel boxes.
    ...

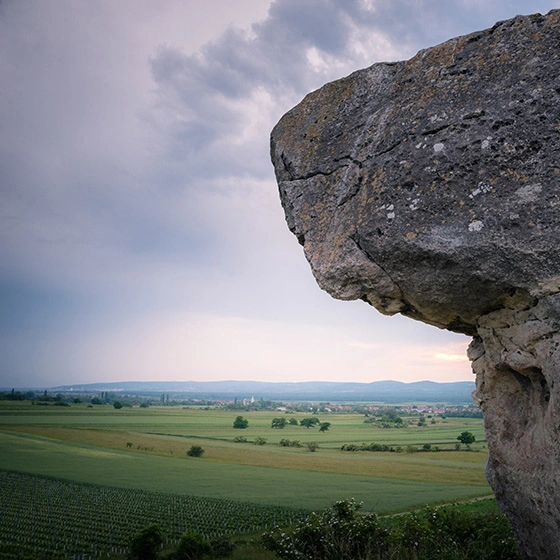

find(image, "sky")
[0,0,557,389]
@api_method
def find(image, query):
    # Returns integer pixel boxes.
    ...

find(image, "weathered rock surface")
[271,10,560,560]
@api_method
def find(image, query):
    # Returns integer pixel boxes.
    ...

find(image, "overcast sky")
[1,0,556,389]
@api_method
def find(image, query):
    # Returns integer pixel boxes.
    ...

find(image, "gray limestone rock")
[271,10,560,560]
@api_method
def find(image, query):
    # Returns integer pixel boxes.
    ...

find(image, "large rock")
[270,10,560,560]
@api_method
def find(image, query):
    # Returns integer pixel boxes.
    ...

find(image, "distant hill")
[51,380,475,403]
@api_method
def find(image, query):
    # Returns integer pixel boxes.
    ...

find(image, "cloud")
[146,0,416,184]
[1,0,556,387]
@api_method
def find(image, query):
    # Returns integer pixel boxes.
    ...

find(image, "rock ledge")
[271,10,560,560]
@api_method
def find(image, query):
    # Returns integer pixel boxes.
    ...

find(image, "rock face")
[271,10,560,560]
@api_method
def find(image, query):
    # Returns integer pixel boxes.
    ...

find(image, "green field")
[0,402,492,557]
[0,403,489,512]
[0,470,307,558]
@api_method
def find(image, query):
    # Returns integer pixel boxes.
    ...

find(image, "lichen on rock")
[271,10,560,560]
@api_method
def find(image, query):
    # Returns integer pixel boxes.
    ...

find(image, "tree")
[307,441,319,452]
[271,417,287,429]
[129,524,162,560]
[233,415,249,429]
[319,422,331,432]
[300,417,320,429]
[288,418,299,426]
[457,431,476,447]
[381,408,402,423]
[187,445,205,457]
[113,401,123,409]
[175,530,211,560]
[91,397,102,405]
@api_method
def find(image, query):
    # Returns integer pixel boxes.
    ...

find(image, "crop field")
[0,470,307,559]
[0,401,491,557]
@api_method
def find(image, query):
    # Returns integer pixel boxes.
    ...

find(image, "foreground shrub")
[129,524,163,560]
[262,499,389,560]
[262,499,519,560]
[389,505,519,559]
[170,531,234,559]
[174,530,211,559]
[209,536,235,557]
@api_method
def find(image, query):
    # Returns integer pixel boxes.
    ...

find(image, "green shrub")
[279,439,302,447]
[389,506,519,559]
[341,442,395,452]
[129,524,162,560]
[232,416,249,429]
[210,536,235,557]
[174,530,210,559]
[262,499,389,560]
[262,500,519,560]
[186,445,205,457]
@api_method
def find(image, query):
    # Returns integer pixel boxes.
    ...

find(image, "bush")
[262,500,519,560]
[262,499,389,559]
[341,442,395,452]
[129,524,162,560]
[210,536,235,557]
[233,416,249,429]
[174,530,210,559]
[279,439,302,448]
[389,506,519,559]
[233,435,248,443]
[186,445,205,458]
[254,436,267,445]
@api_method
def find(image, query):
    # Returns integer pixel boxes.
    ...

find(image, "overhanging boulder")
[270,10,560,559]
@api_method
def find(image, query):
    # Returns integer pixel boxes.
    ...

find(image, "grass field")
[0,403,490,513]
